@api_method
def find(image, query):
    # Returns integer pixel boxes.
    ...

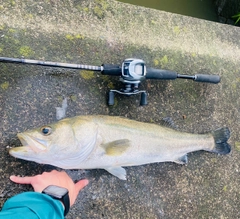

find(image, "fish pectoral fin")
[105,167,127,180]
[102,139,131,156]
[174,154,188,164]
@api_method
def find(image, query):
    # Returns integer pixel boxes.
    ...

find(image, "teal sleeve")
[0,191,64,219]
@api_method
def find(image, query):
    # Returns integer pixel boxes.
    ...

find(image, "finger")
[10,175,33,184]
[75,179,89,192]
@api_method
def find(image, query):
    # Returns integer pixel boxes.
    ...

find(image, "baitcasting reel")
[108,58,147,105]
[0,57,221,106]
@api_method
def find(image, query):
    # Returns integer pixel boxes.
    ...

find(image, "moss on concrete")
[19,46,34,57]
[80,70,95,80]
[0,81,10,90]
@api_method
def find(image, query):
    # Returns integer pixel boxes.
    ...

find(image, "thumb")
[74,179,89,193]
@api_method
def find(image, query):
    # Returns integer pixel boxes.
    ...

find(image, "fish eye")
[41,126,52,136]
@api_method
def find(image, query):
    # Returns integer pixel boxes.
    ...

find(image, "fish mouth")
[9,133,47,158]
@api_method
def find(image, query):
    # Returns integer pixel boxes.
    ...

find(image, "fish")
[9,115,231,180]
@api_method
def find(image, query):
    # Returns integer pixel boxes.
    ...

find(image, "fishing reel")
[108,58,148,106]
[0,56,221,106]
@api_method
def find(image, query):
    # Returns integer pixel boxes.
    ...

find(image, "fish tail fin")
[211,127,231,155]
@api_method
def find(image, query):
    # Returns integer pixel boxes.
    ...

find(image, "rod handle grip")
[101,64,121,76]
[146,68,178,80]
[194,74,220,84]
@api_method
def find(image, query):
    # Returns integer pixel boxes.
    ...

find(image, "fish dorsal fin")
[174,154,188,164]
[104,167,127,180]
[102,139,131,156]
[159,117,177,129]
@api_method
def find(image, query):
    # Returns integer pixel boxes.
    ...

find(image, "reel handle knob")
[108,91,115,105]
[140,92,147,106]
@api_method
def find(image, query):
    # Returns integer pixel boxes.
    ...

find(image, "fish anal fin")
[105,167,127,180]
[102,139,131,156]
[174,154,188,164]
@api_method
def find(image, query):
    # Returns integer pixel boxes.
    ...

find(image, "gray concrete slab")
[0,0,240,218]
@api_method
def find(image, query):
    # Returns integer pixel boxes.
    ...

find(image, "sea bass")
[9,115,231,180]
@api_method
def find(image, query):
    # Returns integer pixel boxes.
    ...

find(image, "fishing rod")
[0,57,220,105]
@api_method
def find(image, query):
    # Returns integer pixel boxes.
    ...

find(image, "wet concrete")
[0,0,240,218]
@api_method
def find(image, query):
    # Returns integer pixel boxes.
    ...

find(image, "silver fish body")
[10,115,231,180]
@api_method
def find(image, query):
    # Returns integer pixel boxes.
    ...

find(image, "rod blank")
[0,57,102,71]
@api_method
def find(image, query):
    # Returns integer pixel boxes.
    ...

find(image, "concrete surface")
[0,0,240,218]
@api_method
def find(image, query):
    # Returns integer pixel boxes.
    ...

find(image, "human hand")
[10,170,89,206]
